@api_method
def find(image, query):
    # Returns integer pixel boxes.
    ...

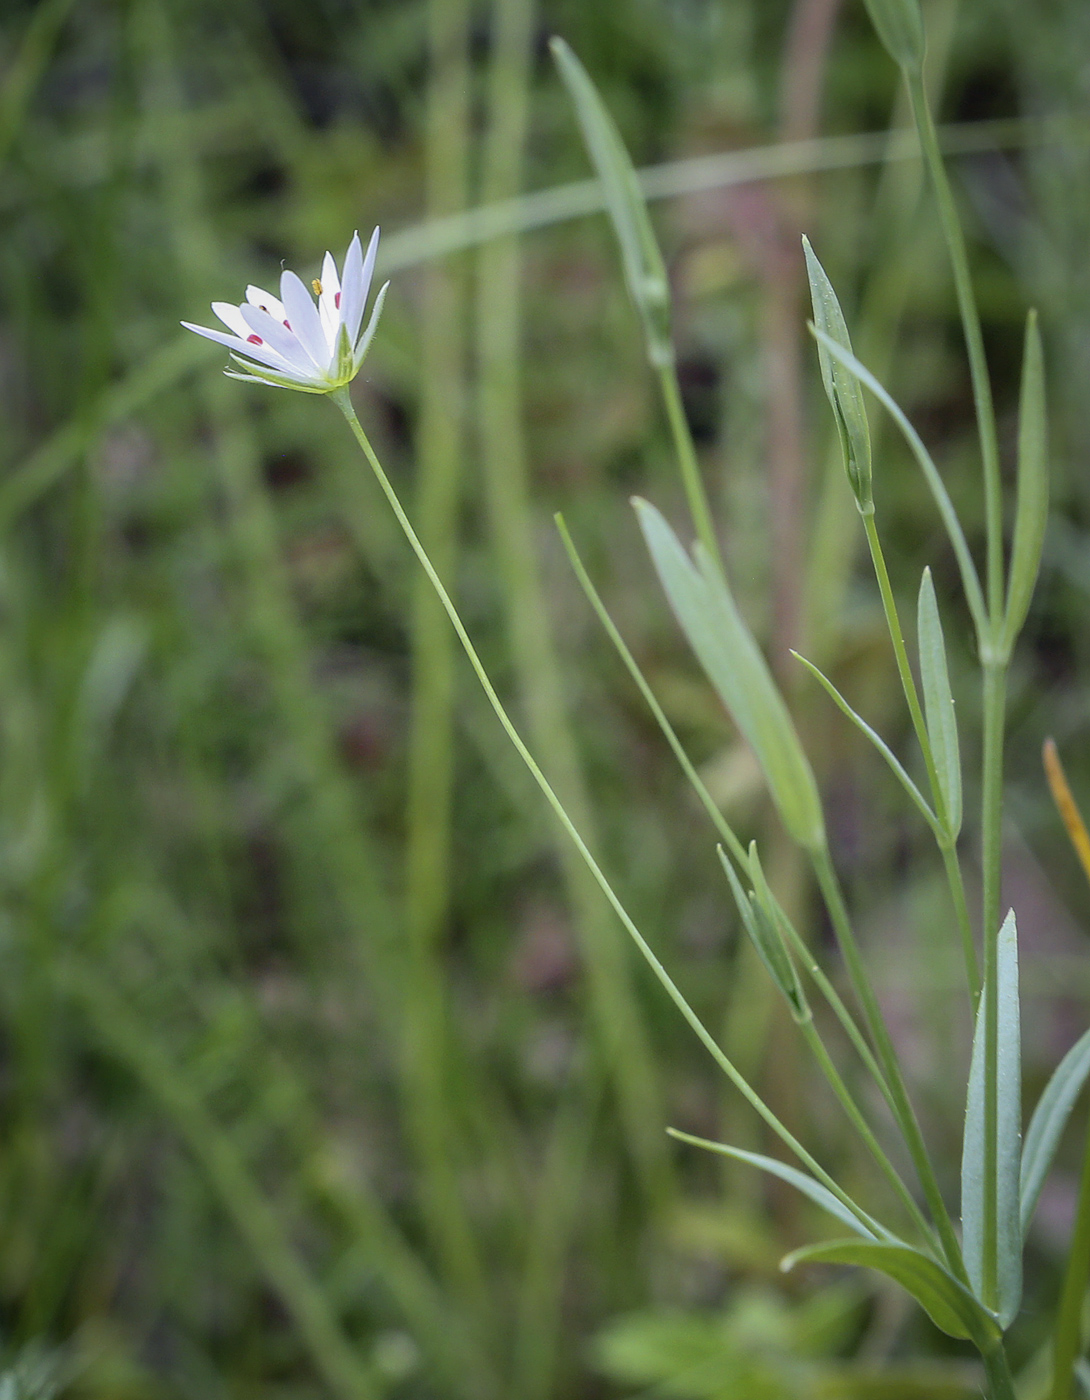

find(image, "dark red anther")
[247,334,263,345]
[283,320,291,330]
[335,292,341,309]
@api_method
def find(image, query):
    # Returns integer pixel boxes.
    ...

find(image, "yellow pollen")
[312,278,323,295]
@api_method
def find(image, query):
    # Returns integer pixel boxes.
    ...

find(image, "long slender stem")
[862,514,940,807]
[811,849,968,1281]
[332,390,881,1238]
[906,73,1003,621]
[657,362,724,575]
[1048,1112,1090,1400]
[942,842,981,1008]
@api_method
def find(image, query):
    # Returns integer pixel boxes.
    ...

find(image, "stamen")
[335,291,341,309]
[247,334,263,345]
[283,320,291,330]
[312,278,323,296]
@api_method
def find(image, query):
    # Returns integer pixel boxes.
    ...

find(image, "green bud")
[861,0,925,73]
[803,237,873,512]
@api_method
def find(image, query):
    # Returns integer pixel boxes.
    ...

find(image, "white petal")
[182,320,303,375]
[212,302,251,339]
[279,270,328,369]
[239,304,319,375]
[318,251,341,346]
[339,231,366,349]
[245,285,287,322]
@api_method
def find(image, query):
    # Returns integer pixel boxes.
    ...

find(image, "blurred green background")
[1,0,1089,1396]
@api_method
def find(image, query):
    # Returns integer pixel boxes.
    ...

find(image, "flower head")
[182,228,387,393]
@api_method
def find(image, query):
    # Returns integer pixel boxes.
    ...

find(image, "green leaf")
[667,1130,880,1240]
[717,847,807,1021]
[792,650,939,836]
[550,38,673,368]
[634,498,825,852]
[781,1239,1000,1345]
[860,0,925,73]
[916,568,961,838]
[1021,1024,1090,1235]
[1003,310,1048,651]
[802,238,872,511]
[962,910,1022,1328]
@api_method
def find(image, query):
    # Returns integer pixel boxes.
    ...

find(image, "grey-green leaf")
[634,498,825,852]
[962,910,1022,1328]
[1004,310,1048,651]
[860,0,925,73]
[1021,1024,1090,1235]
[718,847,807,1020]
[550,38,673,367]
[803,237,872,511]
[917,568,961,838]
[667,1130,879,1239]
[781,1239,1000,1345]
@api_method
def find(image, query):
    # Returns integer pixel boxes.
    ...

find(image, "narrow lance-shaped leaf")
[550,38,673,368]
[803,237,872,511]
[860,0,925,74]
[782,1239,1000,1347]
[634,498,825,852]
[667,1129,881,1239]
[717,847,807,1022]
[1003,310,1048,651]
[1021,1025,1090,1235]
[917,568,961,838]
[962,910,1022,1328]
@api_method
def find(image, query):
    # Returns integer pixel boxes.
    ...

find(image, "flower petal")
[318,251,341,346]
[212,302,252,339]
[339,231,365,349]
[279,270,327,369]
[246,285,286,322]
[181,320,303,375]
[239,304,319,376]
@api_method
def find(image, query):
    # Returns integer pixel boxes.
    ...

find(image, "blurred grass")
[0,0,1087,1397]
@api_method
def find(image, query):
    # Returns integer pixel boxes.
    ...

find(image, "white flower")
[182,228,388,393]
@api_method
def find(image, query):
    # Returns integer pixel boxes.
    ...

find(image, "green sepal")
[860,0,925,74]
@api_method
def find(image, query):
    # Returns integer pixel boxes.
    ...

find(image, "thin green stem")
[982,1341,1018,1400]
[862,514,940,808]
[1048,1112,1090,1400]
[811,848,968,1282]
[980,660,1007,1309]
[799,1018,938,1250]
[862,514,980,1004]
[556,515,898,1114]
[906,73,1003,622]
[657,362,724,575]
[332,390,879,1238]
